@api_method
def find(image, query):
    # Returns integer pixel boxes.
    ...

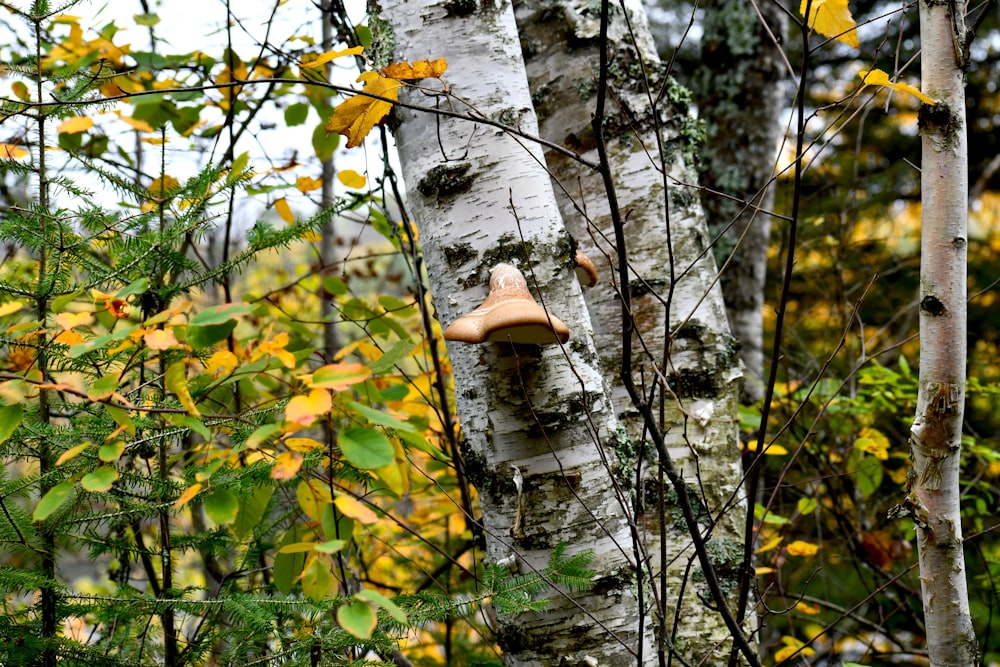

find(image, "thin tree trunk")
[907,0,977,662]
[516,0,753,660]
[375,0,655,662]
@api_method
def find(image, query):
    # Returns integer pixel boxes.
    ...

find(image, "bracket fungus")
[443,263,570,344]
[575,250,598,287]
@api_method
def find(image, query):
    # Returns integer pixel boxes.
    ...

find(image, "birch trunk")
[515,0,752,661]
[908,0,978,662]
[373,0,655,662]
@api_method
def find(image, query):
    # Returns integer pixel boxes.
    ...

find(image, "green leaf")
[797,497,818,515]
[339,426,394,469]
[356,588,407,623]
[284,103,309,127]
[312,122,339,162]
[754,503,790,525]
[204,488,239,525]
[185,320,237,350]
[274,527,306,594]
[106,404,135,436]
[34,481,74,521]
[88,375,119,401]
[164,413,211,440]
[0,404,24,445]
[81,466,118,492]
[116,278,149,298]
[314,539,347,554]
[368,339,415,374]
[134,12,160,26]
[51,289,84,313]
[337,601,376,639]
[98,441,125,462]
[234,485,273,539]
[189,302,254,326]
[302,558,332,602]
[347,400,415,432]
[236,422,281,453]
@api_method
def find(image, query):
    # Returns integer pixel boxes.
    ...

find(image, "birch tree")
[903,0,978,661]
[373,0,655,662]
[515,0,753,661]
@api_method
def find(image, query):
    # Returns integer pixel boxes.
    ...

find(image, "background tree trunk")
[694,0,787,404]
[375,0,656,662]
[908,0,977,662]
[515,0,753,660]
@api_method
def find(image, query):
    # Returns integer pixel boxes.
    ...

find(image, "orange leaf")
[786,540,819,557]
[271,450,304,480]
[143,328,180,350]
[58,116,93,134]
[325,72,401,149]
[0,144,28,159]
[114,110,155,132]
[380,58,448,80]
[296,176,323,193]
[173,482,203,510]
[275,197,295,224]
[285,388,332,426]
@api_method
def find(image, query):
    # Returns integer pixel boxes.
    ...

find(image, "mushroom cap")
[574,250,598,287]
[443,264,571,345]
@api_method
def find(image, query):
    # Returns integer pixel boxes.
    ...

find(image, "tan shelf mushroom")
[443,263,570,344]
[574,250,598,287]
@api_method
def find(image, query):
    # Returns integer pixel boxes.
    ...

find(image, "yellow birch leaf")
[165,360,201,416]
[205,350,238,378]
[275,197,295,224]
[114,110,155,132]
[380,58,448,80]
[56,441,91,466]
[0,144,28,159]
[755,535,784,554]
[285,437,324,452]
[144,328,180,350]
[296,175,323,193]
[337,169,366,189]
[58,116,94,134]
[859,68,937,105]
[285,388,332,426]
[334,494,379,524]
[297,479,332,521]
[786,540,820,557]
[11,81,30,101]
[173,482,203,510]
[325,72,401,148]
[271,450,304,480]
[55,311,94,330]
[800,0,859,48]
[300,46,365,69]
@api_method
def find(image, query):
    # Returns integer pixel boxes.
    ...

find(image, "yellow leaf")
[285,388,332,426]
[786,540,820,557]
[114,110,155,132]
[285,437,324,452]
[795,601,821,615]
[326,72,401,149]
[275,197,295,224]
[58,116,93,134]
[380,58,448,80]
[300,46,365,69]
[334,494,379,524]
[144,328,180,350]
[173,482,203,510]
[309,363,371,391]
[11,81,29,101]
[755,535,784,554]
[296,176,323,193]
[0,301,24,317]
[271,450,304,480]
[56,442,91,466]
[754,566,776,575]
[859,68,937,105]
[165,360,201,416]
[297,479,332,521]
[0,144,28,159]
[855,426,891,460]
[55,311,94,330]
[800,0,859,47]
[205,350,238,378]
[337,169,366,189]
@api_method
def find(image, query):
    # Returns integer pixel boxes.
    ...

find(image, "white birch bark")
[907,0,978,662]
[516,0,752,661]
[373,0,655,662]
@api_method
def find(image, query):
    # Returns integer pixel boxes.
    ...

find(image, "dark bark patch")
[443,242,477,269]
[919,101,963,147]
[443,0,477,17]
[920,295,947,316]
[417,163,474,199]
